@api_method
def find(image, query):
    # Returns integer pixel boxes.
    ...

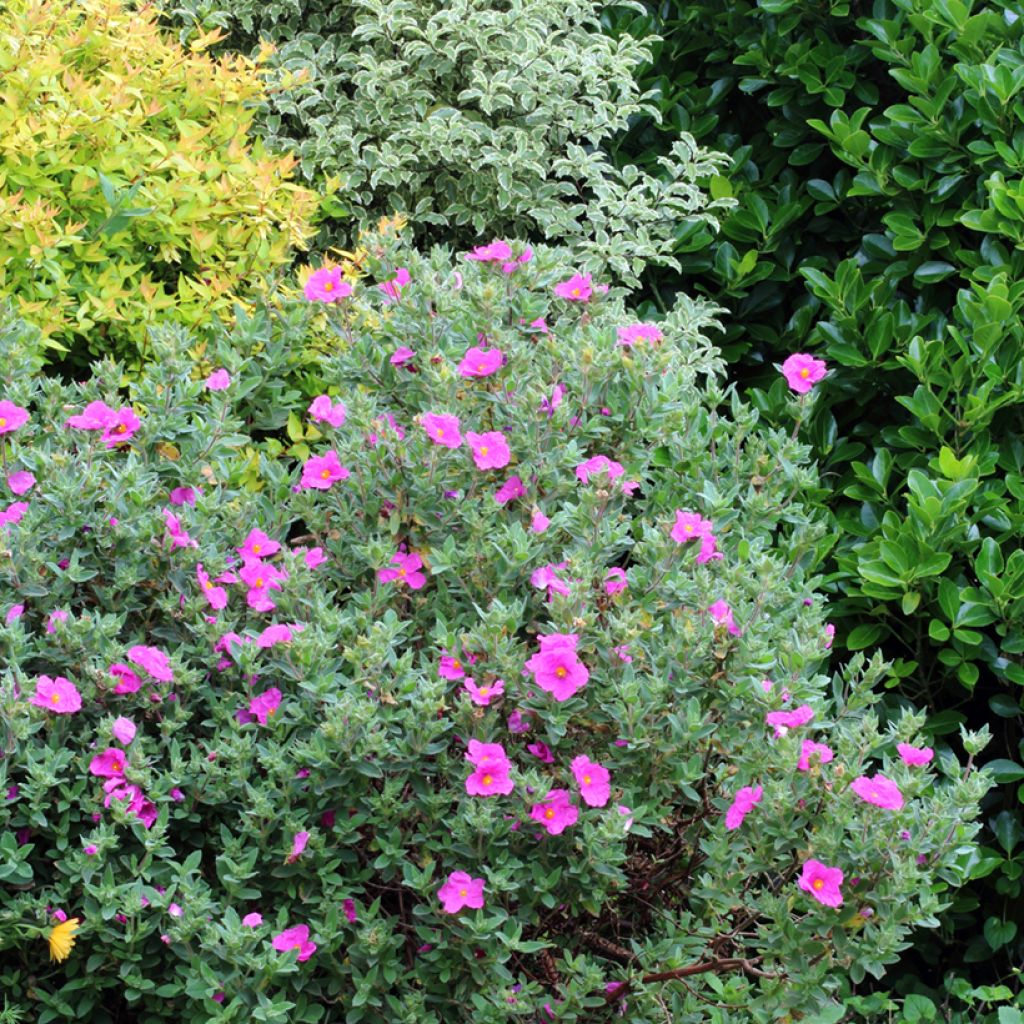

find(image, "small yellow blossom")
[48,917,81,963]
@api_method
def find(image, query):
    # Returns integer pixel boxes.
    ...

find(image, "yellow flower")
[47,917,81,963]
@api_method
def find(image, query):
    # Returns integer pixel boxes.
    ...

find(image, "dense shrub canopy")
[0,237,987,1023]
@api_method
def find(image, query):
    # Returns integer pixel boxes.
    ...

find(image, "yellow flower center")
[477,363,486,371]
[453,660,461,669]
[292,941,303,950]
[482,774,493,786]
[480,687,489,696]
[399,568,406,576]
[0,418,6,427]
[459,888,467,897]
[252,544,261,553]
[800,368,810,378]
[204,581,213,589]
[583,775,591,785]
[50,692,61,704]
[480,446,489,456]
[320,469,331,478]
[268,707,275,716]
[112,762,122,772]
[255,577,264,588]
[324,280,334,292]
[555,667,567,679]
[115,423,127,433]
[544,808,555,819]
[436,428,445,438]
[684,524,693,533]
[813,879,824,891]
[571,288,581,297]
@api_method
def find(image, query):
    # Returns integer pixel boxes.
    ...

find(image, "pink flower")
[3,603,23,626]
[100,408,141,447]
[540,384,565,417]
[109,663,142,694]
[439,654,467,680]
[205,369,231,391]
[438,871,485,913]
[707,599,740,636]
[305,266,352,302]
[308,395,347,428]
[464,678,504,706]
[239,559,287,611]
[798,740,834,772]
[249,688,282,725]
[508,710,531,734]
[421,412,462,449]
[897,743,934,766]
[575,455,624,485]
[169,486,197,506]
[554,273,593,302]
[390,346,415,366]
[66,401,116,430]
[525,641,589,701]
[824,623,835,649]
[378,550,427,590]
[799,858,844,908]
[781,353,827,394]
[671,510,713,544]
[0,501,27,528]
[465,762,514,796]
[89,748,128,778]
[465,430,510,470]
[530,789,579,834]
[286,831,310,863]
[724,784,763,830]
[849,773,904,811]
[197,563,228,610]
[612,644,632,663]
[765,704,815,737]
[128,645,173,682]
[256,624,293,648]
[531,563,571,599]
[617,322,664,348]
[272,924,317,962]
[466,740,511,768]
[571,755,611,807]
[0,400,28,434]
[7,471,35,495]
[242,912,263,927]
[494,475,526,505]
[162,509,197,550]
[31,675,82,714]
[696,533,722,564]
[301,451,349,490]
[342,898,357,923]
[604,568,628,595]
[303,546,327,569]
[530,511,550,533]
[378,267,411,303]
[527,742,555,763]
[112,717,137,745]
[529,317,550,334]
[458,346,504,378]
[466,240,513,263]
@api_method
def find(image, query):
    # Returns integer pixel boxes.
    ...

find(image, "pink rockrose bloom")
[464,678,504,706]
[824,623,835,649]
[494,475,526,505]
[239,559,287,611]
[378,266,411,302]
[531,563,571,599]
[0,400,29,434]
[303,546,327,569]
[112,717,137,745]
[465,762,514,797]
[205,369,231,391]
[849,773,904,811]
[66,400,116,430]
[530,510,550,533]
[341,898,357,922]
[465,740,511,768]
[799,858,844,908]
[249,688,282,725]
[575,455,624,485]
[571,755,611,807]
[308,395,347,428]
[671,510,714,544]
[466,240,513,263]
[162,509,197,550]
[438,871,485,914]
[301,450,349,490]
[286,831,310,863]
[525,641,589,702]
[101,407,141,447]
[530,789,579,835]
[466,430,511,470]
[617,322,664,348]
[5,604,23,625]
[554,273,593,302]
[527,741,555,764]
[724,784,763,830]
[798,740,834,772]
[529,317,550,334]
[31,675,82,714]
[604,568,628,595]
[242,913,263,927]
[439,654,467,680]
[272,924,317,962]
[128,645,173,682]
[766,704,815,737]
[540,383,565,417]
[458,346,504,378]
[256,624,293,648]
[421,412,462,449]
[781,353,827,394]
[46,610,69,634]
[304,266,352,303]
[238,531,281,562]
[378,550,427,590]
[897,742,934,766]
[0,501,27,528]
[696,533,722,564]
[707,599,741,636]
[89,748,128,778]
[7,470,35,495]
[109,663,142,694]
[390,346,415,366]
[196,563,228,610]
[168,486,197,506]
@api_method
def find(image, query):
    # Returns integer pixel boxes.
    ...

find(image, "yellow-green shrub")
[0,0,320,361]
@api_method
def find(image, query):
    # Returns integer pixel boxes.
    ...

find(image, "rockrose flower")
[31,675,82,714]
[378,267,411,302]
[66,401,116,430]
[378,550,427,590]
[799,858,844,908]
[724,784,763,830]
[781,353,827,394]
[127,645,173,682]
[466,430,511,470]
[798,740,834,772]
[0,400,29,434]
[571,755,611,807]
[464,678,504,706]
[707,599,741,636]
[458,346,504,378]
[438,871,485,913]
[7,470,35,495]
[897,743,934,766]
[766,704,815,737]
[421,412,462,449]
[849,773,904,811]
[101,408,141,447]
[525,639,589,701]
[465,240,513,263]
[530,789,579,834]
[308,395,347,427]
[554,273,593,302]
[205,369,231,391]
[575,455,624,485]
[272,924,317,961]
[89,748,128,778]
[300,451,349,490]
[304,266,351,303]
[494,475,525,505]
[617,323,663,347]
[249,688,282,725]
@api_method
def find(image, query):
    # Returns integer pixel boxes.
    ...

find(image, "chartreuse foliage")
[155,0,732,284]
[603,0,1024,1005]
[0,0,320,363]
[0,236,987,1023]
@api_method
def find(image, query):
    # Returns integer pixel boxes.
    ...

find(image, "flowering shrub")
[0,238,987,1023]
[156,0,731,283]
[0,0,320,363]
